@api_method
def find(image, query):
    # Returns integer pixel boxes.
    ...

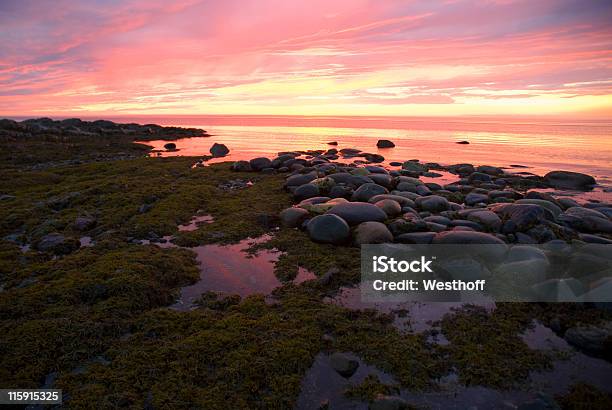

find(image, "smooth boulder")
[210,143,229,157]
[544,171,596,190]
[326,202,387,225]
[306,214,350,244]
[354,222,394,245]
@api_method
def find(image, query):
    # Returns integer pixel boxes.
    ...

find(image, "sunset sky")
[1,0,611,117]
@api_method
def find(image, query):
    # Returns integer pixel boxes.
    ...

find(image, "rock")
[544,171,596,190]
[73,216,96,231]
[340,148,361,156]
[516,199,562,217]
[327,202,387,225]
[557,198,580,210]
[402,161,428,173]
[293,184,320,201]
[231,161,252,172]
[310,177,336,192]
[415,195,449,212]
[490,203,547,231]
[163,142,176,150]
[559,207,612,233]
[370,395,411,410]
[36,233,80,254]
[465,193,489,206]
[432,231,505,245]
[285,173,317,187]
[369,194,415,208]
[364,153,385,163]
[456,140,469,145]
[329,185,353,198]
[396,232,436,244]
[579,234,612,244]
[329,353,359,378]
[306,215,350,244]
[468,172,492,183]
[376,139,395,148]
[374,199,402,217]
[209,143,229,157]
[477,165,503,175]
[279,208,309,228]
[369,174,393,188]
[328,141,338,145]
[467,210,502,231]
[564,322,612,356]
[388,215,428,236]
[354,222,394,245]
[351,183,389,202]
[249,157,273,171]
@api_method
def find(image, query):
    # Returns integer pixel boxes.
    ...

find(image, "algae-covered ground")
[0,132,610,408]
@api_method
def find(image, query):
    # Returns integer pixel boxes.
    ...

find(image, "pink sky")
[1,0,611,117]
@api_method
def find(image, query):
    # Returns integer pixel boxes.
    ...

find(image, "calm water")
[129,115,612,197]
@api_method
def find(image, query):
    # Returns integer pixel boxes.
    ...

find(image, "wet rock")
[448,163,475,175]
[432,231,505,245]
[340,148,361,156]
[163,142,176,150]
[329,185,353,199]
[369,194,415,208]
[209,143,229,157]
[354,221,394,245]
[364,153,385,163]
[557,198,580,210]
[564,322,612,357]
[285,173,317,187]
[294,184,320,201]
[369,173,393,189]
[73,216,96,231]
[376,139,395,148]
[516,199,562,217]
[327,202,387,225]
[477,165,503,175]
[467,210,502,231]
[310,177,336,193]
[306,215,350,244]
[231,160,252,172]
[490,203,547,231]
[402,161,428,173]
[36,233,80,254]
[465,192,489,206]
[328,141,338,145]
[374,199,402,217]
[544,171,596,190]
[579,234,612,244]
[415,195,449,212]
[330,353,359,378]
[352,183,389,202]
[424,215,451,225]
[559,207,612,233]
[468,172,493,183]
[396,232,436,244]
[280,208,309,228]
[249,157,273,171]
[456,140,469,145]
[388,214,428,236]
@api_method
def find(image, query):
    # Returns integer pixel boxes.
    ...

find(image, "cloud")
[0,0,611,116]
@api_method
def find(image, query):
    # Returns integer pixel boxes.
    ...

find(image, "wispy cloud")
[0,0,611,116]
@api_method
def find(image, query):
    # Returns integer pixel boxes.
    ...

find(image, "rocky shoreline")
[0,117,207,140]
[220,143,610,247]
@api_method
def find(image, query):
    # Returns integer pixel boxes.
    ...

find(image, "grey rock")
[209,143,229,157]
[396,232,436,244]
[465,192,489,206]
[376,139,395,148]
[306,214,350,244]
[352,183,389,202]
[249,157,273,171]
[374,199,402,217]
[280,208,309,228]
[327,202,387,225]
[285,173,317,187]
[544,170,596,189]
[415,195,449,212]
[354,222,394,245]
[294,184,320,200]
[516,199,562,217]
[490,203,547,231]
[432,231,505,245]
[231,161,252,172]
[467,210,502,231]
